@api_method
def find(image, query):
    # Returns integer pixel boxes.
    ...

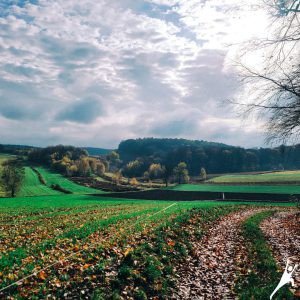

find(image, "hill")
[18,167,61,197]
[118,138,231,161]
[117,138,300,176]
[83,147,113,156]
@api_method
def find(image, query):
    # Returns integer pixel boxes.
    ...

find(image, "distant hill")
[117,137,300,175]
[84,147,113,156]
[0,144,113,157]
[0,143,36,155]
[118,138,232,161]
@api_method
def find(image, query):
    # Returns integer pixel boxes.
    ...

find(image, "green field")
[0,154,298,298]
[0,194,294,299]
[36,167,103,194]
[0,194,237,212]
[0,195,240,298]
[209,170,300,184]
[18,167,62,197]
[170,183,300,194]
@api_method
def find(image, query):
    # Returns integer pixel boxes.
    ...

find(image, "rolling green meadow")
[0,153,299,299]
[170,183,300,194]
[209,170,300,184]
[18,167,62,197]
[35,167,103,194]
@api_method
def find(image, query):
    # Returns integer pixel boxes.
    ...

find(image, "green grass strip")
[236,211,293,300]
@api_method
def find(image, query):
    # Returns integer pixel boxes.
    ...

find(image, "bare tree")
[233,1,300,143]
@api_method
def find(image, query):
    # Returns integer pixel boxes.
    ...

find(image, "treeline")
[118,138,300,176]
[0,144,33,156]
[28,145,108,177]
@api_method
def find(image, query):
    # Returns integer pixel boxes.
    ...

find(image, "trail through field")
[172,208,264,299]
[260,210,300,298]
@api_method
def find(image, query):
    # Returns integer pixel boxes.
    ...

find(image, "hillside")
[117,138,300,176]
[36,167,103,194]
[84,147,113,156]
[18,167,61,197]
[118,138,231,161]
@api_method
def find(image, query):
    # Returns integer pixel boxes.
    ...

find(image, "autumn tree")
[107,151,121,171]
[112,170,122,185]
[66,164,78,176]
[96,162,105,176]
[88,158,98,174]
[200,167,207,180]
[0,162,24,197]
[77,158,91,177]
[123,160,143,178]
[148,163,164,179]
[129,177,139,186]
[173,162,190,184]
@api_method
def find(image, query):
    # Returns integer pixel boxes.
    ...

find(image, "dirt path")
[172,208,264,299]
[260,210,300,297]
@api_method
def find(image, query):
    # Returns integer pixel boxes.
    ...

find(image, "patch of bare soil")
[260,210,300,298]
[172,208,264,299]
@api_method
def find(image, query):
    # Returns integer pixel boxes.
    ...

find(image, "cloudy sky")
[0,0,273,148]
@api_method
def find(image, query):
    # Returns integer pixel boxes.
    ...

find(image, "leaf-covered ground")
[261,210,300,298]
[0,195,297,299]
[0,197,240,299]
[172,208,265,299]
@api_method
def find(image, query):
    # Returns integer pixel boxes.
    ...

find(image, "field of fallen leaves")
[0,195,245,299]
[0,193,298,299]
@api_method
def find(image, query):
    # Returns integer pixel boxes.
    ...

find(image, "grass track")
[170,183,300,194]
[236,211,293,299]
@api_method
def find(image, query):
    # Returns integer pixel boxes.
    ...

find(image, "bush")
[50,184,72,194]
[129,178,139,186]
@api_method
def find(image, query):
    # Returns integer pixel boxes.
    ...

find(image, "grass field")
[1,158,299,298]
[209,170,300,184]
[0,194,296,298]
[170,183,300,194]
[0,195,242,298]
[18,167,62,197]
[36,167,103,194]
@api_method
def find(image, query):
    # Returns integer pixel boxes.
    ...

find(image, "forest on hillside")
[118,138,300,176]
[2,139,300,180]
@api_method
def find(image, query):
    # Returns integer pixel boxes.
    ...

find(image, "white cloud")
[0,0,272,148]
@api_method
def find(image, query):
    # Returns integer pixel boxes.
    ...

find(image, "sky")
[0,0,274,148]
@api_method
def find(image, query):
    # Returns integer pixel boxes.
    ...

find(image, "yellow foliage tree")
[129,177,139,186]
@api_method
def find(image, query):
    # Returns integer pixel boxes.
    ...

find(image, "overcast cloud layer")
[0,0,271,148]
